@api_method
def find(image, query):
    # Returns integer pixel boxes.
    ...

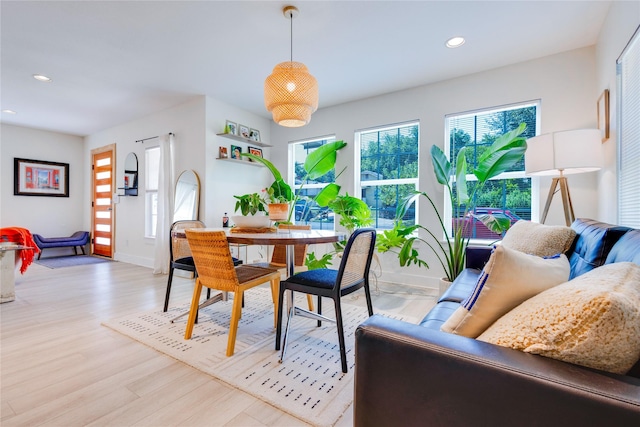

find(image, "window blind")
[617,26,640,228]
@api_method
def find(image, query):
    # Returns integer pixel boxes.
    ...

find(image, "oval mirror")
[124,152,138,196]
[174,170,200,221]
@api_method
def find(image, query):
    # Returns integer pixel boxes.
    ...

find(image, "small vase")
[268,203,289,221]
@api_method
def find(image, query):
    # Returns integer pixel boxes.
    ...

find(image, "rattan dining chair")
[275,228,376,373]
[184,229,281,357]
[164,220,242,313]
[252,223,315,311]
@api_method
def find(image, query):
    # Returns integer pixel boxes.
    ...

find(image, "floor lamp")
[525,129,602,226]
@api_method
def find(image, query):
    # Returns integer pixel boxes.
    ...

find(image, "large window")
[445,102,538,239]
[290,136,336,230]
[145,146,160,238]
[355,122,419,229]
[617,26,640,228]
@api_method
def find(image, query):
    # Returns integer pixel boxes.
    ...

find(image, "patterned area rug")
[35,255,113,269]
[103,287,414,426]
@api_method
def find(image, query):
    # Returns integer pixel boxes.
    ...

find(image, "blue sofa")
[355,219,640,426]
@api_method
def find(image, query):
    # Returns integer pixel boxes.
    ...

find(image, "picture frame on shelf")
[14,157,70,197]
[230,145,242,159]
[219,146,228,158]
[248,146,263,161]
[225,120,237,136]
[597,89,609,142]
[238,124,250,139]
[249,128,261,142]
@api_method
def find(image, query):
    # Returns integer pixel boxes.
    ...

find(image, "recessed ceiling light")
[2,109,17,114]
[446,36,465,48]
[33,74,52,82]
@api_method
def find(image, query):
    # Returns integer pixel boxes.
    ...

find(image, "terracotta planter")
[268,203,289,221]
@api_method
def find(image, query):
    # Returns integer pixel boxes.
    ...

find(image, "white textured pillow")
[478,262,640,374]
[501,220,576,257]
[441,245,570,338]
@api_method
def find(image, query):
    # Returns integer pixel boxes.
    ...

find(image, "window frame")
[288,135,337,230]
[444,101,540,240]
[145,146,160,238]
[616,25,640,228]
[354,120,420,230]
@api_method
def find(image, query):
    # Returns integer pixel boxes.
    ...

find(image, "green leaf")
[455,147,469,206]
[430,145,451,186]
[474,123,527,183]
[314,183,341,206]
[240,153,283,181]
[396,191,421,219]
[304,252,334,270]
[476,213,512,235]
[304,140,347,180]
[269,178,293,202]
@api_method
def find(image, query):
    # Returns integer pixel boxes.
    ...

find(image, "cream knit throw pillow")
[478,262,640,374]
[501,220,576,257]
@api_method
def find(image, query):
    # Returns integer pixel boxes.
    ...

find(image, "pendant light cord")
[289,11,293,62]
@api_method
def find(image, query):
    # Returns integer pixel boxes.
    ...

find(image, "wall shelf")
[216,132,272,148]
[216,157,264,167]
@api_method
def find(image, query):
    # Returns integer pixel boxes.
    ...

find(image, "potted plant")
[231,192,270,228]
[377,123,528,283]
[262,187,290,221]
[241,140,347,223]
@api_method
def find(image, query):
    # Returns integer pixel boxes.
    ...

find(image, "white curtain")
[153,133,175,274]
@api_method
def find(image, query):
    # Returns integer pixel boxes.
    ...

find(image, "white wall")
[204,96,273,262]
[1,124,84,255]
[84,97,206,267]
[271,46,599,289]
[595,1,640,224]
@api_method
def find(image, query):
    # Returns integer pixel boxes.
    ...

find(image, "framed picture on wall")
[238,124,250,139]
[597,89,610,142]
[225,120,237,136]
[230,145,242,159]
[248,146,263,161]
[14,157,70,197]
[249,128,261,142]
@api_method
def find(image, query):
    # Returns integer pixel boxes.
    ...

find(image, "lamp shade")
[264,61,319,127]
[525,129,602,176]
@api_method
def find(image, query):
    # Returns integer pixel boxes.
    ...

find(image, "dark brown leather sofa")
[354,219,640,426]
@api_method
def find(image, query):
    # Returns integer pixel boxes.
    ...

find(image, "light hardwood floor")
[1,259,436,426]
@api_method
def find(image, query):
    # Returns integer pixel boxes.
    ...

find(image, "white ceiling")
[1,1,611,137]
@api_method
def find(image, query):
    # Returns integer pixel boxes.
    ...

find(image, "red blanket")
[1,227,40,274]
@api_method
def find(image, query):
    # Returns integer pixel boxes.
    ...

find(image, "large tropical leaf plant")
[377,123,528,282]
[241,140,347,223]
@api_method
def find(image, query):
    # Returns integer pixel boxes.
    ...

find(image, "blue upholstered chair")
[275,228,377,373]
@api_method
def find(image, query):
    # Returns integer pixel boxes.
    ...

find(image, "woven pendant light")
[264,6,318,127]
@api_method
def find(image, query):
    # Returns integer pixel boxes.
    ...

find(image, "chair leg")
[333,297,348,373]
[317,296,322,327]
[80,246,86,255]
[183,279,203,340]
[226,290,244,356]
[275,285,286,350]
[279,295,295,363]
[306,294,314,311]
[164,268,175,312]
[270,278,280,328]
[74,247,78,255]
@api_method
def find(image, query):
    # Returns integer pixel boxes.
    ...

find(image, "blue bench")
[33,231,90,259]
